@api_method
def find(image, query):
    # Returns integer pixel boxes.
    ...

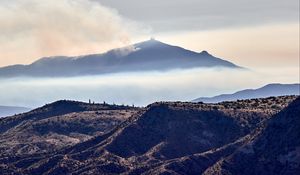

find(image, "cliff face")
[0,96,298,175]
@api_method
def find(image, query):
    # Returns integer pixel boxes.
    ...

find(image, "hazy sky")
[98,0,299,31]
[0,0,299,107]
[0,0,298,69]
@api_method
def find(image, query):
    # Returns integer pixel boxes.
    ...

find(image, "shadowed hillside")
[204,96,300,175]
[0,96,298,175]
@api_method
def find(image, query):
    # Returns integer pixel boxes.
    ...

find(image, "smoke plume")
[0,0,140,66]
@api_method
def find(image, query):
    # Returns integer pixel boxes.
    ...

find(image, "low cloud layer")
[0,0,142,66]
[0,68,298,108]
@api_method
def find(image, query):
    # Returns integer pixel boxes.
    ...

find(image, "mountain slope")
[0,39,241,77]
[0,106,31,118]
[204,96,300,175]
[0,96,297,175]
[0,100,140,156]
[193,83,300,103]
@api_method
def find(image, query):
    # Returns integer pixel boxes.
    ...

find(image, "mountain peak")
[200,50,210,55]
[199,50,213,57]
[0,39,242,77]
[134,38,169,49]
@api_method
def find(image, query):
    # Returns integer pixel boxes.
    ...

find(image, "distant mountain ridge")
[0,106,31,118]
[0,39,241,77]
[193,83,300,103]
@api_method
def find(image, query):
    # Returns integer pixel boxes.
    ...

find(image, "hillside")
[0,39,241,77]
[204,96,300,175]
[193,83,300,103]
[0,96,298,175]
[0,100,140,156]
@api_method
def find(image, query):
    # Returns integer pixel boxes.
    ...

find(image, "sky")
[0,0,299,107]
[0,0,298,69]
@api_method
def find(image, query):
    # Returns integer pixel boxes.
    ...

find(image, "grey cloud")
[96,0,299,32]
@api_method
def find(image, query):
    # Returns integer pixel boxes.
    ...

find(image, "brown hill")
[0,96,298,175]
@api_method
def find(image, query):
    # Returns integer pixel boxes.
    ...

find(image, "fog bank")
[0,67,298,108]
